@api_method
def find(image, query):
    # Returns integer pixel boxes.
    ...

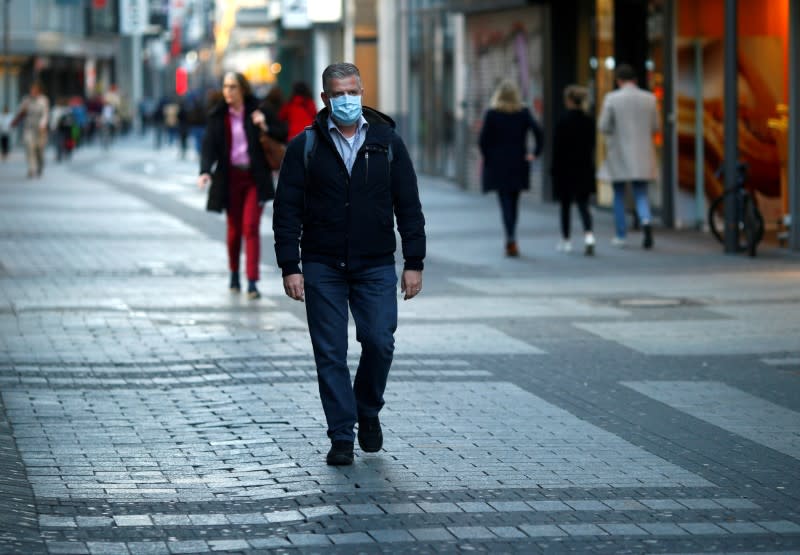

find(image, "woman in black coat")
[198,72,274,299]
[479,80,543,257]
[551,85,596,255]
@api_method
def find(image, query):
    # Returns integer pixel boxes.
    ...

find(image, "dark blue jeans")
[303,262,398,442]
[497,190,521,242]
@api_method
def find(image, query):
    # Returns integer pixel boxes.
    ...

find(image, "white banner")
[120,0,148,35]
[282,0,310,29]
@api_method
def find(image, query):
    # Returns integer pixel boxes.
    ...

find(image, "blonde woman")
[479,80,543,257]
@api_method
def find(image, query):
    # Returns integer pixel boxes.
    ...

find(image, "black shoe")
[643,224,654,249]
[326,440,354,466]
[358,416,383,453]
[229,273,241,293]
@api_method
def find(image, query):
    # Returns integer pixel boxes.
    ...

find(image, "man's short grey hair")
[322,63,362,94]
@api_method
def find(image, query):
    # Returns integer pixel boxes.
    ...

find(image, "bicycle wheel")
[742,194,764,257]
[707,193,727,244]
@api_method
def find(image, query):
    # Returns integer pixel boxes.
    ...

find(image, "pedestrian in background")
[551,85,596,255]
[198,72,274,300]
[279,81,317,140]
[13,81,50,178]
[0,106,13,161]
[273,62,426,466]
[479,80,543,257]
[258,85,288,144]
[598,63,659,249]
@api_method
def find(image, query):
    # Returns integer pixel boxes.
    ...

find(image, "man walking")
[14,82,50,178]
[598,64,660,249]
[273,62,426,466]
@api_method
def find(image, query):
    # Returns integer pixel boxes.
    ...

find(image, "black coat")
[200,96,274,212]
[478,108,543,194]
[272,107,426,276]
[551,108,596,201]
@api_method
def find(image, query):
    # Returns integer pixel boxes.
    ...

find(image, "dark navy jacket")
[272,107,426,276]
[478,108,543,194]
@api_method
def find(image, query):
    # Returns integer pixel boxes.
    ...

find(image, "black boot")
[229,273,241,292]
[643,224,654,249]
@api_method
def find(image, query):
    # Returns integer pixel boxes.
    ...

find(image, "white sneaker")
[584,233,595,256]
[611,236,626,248]
[556,239,573,252]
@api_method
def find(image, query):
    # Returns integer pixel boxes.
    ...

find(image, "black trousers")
[497,190,521,241]
[559,195,592,239]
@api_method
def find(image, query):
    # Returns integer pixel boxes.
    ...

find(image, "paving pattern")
[0,140,799,554]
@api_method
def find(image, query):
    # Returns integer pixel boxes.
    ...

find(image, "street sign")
[120,0,148,35]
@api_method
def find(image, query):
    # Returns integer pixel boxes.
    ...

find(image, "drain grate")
[617,297,686,308]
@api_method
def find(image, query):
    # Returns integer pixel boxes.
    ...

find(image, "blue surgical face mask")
[329,94,362,126]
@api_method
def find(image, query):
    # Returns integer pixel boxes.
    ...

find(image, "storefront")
[589,0,798,248]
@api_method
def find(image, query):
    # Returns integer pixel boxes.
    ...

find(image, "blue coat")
[479,108,543,193]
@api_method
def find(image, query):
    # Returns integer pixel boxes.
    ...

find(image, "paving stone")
[758,520,800,534]
[417,502,461,514]
[286,533,331,546]
[339,503,384,516]
[126,542,170,555]
[167,540,209,554]
[114,515,153,527]
[488,501,531,512]
[379,502,424,514]
[299,505,342,518]
[208,539,249,551]
[638,522,689,535]
[719,521,771,534]
[518,524,564,538]
[564,500,608,511]
[247,537,292,549]
[409,527,455,541]
[87,542,130,555]
[329,532,374,544]
[678,522,729,535]
[598,523,649,536]
[368,529,416,543]
[448,526,496,539]
[526,500,572,512]
[47,542,90,554]
[559,523,608,536]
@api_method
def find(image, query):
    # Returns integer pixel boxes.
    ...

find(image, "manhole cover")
[618,297,684,307]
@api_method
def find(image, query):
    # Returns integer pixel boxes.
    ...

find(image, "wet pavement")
[1,137,799,554]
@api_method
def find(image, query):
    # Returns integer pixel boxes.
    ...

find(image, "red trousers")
[226,168,263,281]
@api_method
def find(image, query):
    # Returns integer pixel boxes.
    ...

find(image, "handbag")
[259,132,286,171]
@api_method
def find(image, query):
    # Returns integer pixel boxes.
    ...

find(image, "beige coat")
[598,84,659,182]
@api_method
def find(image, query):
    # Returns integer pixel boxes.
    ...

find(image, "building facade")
[379,0,799,250]
[1,0,119,110]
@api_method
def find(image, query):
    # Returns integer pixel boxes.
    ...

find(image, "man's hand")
[401,270,422,300]
[197,173,211,190]
[283,273,304,302]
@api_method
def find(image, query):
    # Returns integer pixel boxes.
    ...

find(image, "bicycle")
[707,161,764,257]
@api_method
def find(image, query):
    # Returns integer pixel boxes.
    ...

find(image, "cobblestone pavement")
[1,138,799,554]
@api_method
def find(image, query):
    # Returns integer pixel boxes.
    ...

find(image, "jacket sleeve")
[527,110,544,157]
[272,134,307,276]
[200,119,216,175]
[478,111,491,156]
[390,133,426,271]
[598,95,615,135]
